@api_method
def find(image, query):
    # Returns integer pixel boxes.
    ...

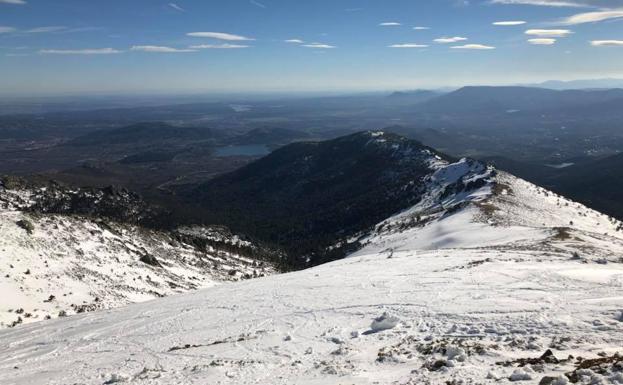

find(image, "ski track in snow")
[1,157,623,384]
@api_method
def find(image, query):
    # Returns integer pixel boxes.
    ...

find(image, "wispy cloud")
[130,45,196,53]
[489,0,590,7]
[525,28,572,37]
[189,44,249,49]
[26,26,67,33]
[250,0,266,8]
[451,44,496,49]
[40,48,122,55]
[1,26,100,35]
[187,32,254,41]
[528,38,557,44]
[591,40,623,46]
[302,43,335,49]
[493,20,527,25]
[0,0,27,4]
[379,22,401,26]
[389,43,429,48]
[168,3,185,12]
[557,9,623,25]
[413,26,431,30]
[285,39,304,44]
[434,36,468,43]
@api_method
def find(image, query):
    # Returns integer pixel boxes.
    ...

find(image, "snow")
[2,238,623,384]
[1,162,623,384]
[556,267,623,284]
[0,191,274,328]
[370,312,400,332]
[353,206,549,254]
[510,368,534,381]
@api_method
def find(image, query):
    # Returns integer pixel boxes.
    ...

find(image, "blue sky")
[1,0,622,95]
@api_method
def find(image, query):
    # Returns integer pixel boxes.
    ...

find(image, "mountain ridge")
[189,131,462,267]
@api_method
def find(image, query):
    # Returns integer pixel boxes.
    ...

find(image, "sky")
[1,0,623,95]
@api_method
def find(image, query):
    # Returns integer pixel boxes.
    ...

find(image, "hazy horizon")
[2,77,623,101]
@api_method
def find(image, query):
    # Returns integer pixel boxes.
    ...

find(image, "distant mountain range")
[524,78,623,90]
[413,86,623,115]
[386,90,443,104]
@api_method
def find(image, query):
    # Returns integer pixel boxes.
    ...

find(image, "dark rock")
[539,376,557,385]
[140,254,162,268]
[540,349,560,364]
[426,360,447,372]
[16,219,35,235]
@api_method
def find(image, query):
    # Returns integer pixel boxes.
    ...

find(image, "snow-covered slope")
[354,159,623,260]
[1,160,623,384]
[0,187,274,329]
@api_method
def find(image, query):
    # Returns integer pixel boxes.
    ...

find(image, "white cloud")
[528,38,557,44]
[379,22,401,26]
[26,26,67,33]
[0,0,27,4]
[493,20,527,25]
[130,45,196,53]
[413,26,431,30]
[285,39,304,44]
[168,3,184,12]
[302,43,336,48]
[186,32,254,41]
[591,40,623,46]
[489,0,590,7]
[189,44,249,49]
[434,36,468,43]
[525,28,572,37]
[389,43,429,48]
[558,9,623,25]
[5,26,99,35]
[451,44,496,49]
[40,48,122,55]
[250,0,266,8]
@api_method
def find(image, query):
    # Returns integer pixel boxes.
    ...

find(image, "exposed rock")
[140,254,162,268]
